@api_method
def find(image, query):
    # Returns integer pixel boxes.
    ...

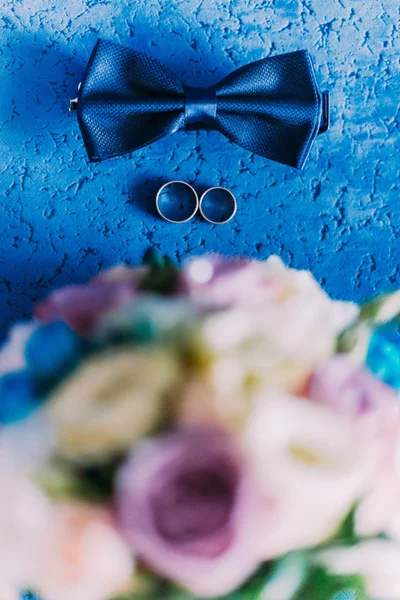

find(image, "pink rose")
[35,267,140,335]
[116,428,269,597]
[309,356,400,538]
[308,356,399,427]
[177,256,279,309]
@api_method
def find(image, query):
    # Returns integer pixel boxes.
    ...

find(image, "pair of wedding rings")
[156,181,237,225]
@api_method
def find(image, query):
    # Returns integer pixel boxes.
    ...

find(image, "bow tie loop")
[75,39,329,169]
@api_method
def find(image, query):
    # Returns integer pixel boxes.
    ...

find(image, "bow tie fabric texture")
[76,39,329,169]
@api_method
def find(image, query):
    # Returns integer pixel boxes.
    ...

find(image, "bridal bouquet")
[2,251,400,600]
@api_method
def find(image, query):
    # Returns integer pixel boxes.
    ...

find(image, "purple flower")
[35,267,139,335]
[116,428,268,597]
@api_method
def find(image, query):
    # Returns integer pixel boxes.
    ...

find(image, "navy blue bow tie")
[73,39,329,169]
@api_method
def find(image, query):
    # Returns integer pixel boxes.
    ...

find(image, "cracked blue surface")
[0,0,399,339]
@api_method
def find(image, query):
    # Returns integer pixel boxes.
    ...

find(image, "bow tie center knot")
[184,85,217,128]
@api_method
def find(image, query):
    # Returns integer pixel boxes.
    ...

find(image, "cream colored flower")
[48,348,180,463]
[244,390,378,558]
[34,503,133,600]
[178,261,357,432]
[199,288,355,390]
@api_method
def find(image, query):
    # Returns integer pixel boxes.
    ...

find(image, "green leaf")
[109,595,148,600]
[140,249,179,295]
[335,321,372,360]
[328,506,360,547]
[165,556,306,600]
[161,560,367,600]
[140,264,179,295]
[35,457,122,503]
[359,290,400,325]
[256,553,309,600]
[109,555,366,600]
[223,563,275,600]
[115,565,275,600]
[337,290,400,360]
[293,566,368,600]
[110,578,175,600]
[142,248,166,269]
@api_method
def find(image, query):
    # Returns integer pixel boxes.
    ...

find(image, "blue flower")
[0,370,42,424]
[25,321,83,382]
[366,331,400,390]
[20,593,42,600]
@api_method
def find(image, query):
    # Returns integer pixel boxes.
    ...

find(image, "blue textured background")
[1,0,399,338]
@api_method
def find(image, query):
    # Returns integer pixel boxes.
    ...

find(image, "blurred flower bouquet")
[2,251,400,600]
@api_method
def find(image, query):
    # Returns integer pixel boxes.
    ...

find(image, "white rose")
[0,322,37,377]
[262,256,358,334]
[0,466,134,600]
[245,390,377,558]
[0,467,51,598]
[34,503,133,600]
[0,412,55,473]
[196,258,358,398]
[355,432,400,538]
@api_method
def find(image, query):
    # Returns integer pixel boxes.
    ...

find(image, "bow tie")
[72,39,329,169]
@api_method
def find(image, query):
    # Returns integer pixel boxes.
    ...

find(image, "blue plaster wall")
[0,0,399,338]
